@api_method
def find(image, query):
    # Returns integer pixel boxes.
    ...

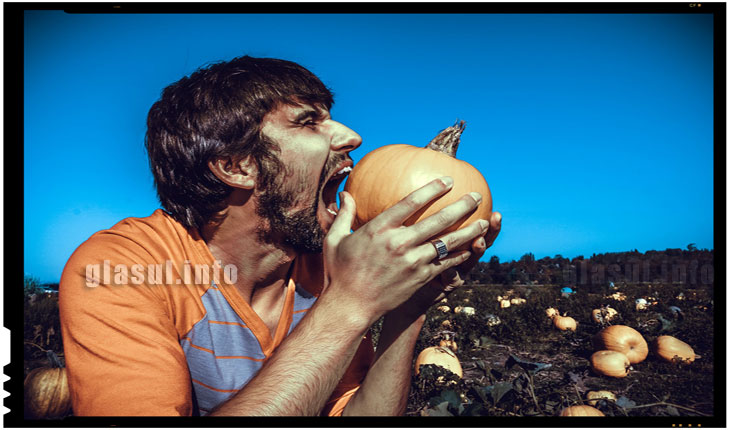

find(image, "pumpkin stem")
[426,120,465,158]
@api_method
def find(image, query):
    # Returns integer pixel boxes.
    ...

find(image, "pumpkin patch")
[403,278,713,418]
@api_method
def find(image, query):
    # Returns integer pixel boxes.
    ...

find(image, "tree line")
[465,245,714,291]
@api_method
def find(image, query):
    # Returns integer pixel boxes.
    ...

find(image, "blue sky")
[24,11,715,283]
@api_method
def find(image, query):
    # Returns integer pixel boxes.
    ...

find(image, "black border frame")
[5,2,726,428]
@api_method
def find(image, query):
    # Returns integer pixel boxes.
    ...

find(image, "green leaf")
[616,396,637,409]
[505,354,552,375]
[657,314,675,332]
[666,406,680,416]
[461,402,488,416]
[428,390,460,409]
[426,401,454,416]
[491,381,514,405]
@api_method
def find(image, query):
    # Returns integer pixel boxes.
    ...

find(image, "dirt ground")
[400,283,715,417]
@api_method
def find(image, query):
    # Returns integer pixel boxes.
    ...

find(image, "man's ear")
[208,155,257,189]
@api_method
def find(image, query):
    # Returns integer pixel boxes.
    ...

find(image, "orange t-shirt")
[59,209,373,416]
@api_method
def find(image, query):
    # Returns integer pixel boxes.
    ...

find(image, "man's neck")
[200,203,296,305]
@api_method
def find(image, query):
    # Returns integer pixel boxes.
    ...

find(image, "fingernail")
[479,219,489,232]
[470,192,482,204]
[440,176,454,188]
[478,237,486,249]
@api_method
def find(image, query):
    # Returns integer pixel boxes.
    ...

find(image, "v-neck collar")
[186,225,297,357]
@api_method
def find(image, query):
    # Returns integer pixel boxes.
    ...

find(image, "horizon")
[23,10,716,283]
[25,246,715,285]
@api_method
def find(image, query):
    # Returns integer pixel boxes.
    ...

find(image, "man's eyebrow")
[292,108,324,123]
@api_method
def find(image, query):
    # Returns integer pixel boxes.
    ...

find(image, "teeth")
[326,208,338,216]
[336,166,352,175]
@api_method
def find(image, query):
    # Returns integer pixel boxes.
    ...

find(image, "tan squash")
[546,307,560,318]
[593,325,648,364]
[454,306,475,316]
[344,121,492,236]
[553,315,577,331]
[586,390,617,406]
[414,346,463,378]
[591,306,618,324]
[500,299,511,309]
[24,366,72,419]
[559,405,605,416]
[436,305,451,313]
[654,335,695,364]
[590,350,631,378]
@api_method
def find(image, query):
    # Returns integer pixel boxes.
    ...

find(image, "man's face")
[256,102,362,253]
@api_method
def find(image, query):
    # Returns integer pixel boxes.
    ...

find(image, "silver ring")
[432,239,449,260]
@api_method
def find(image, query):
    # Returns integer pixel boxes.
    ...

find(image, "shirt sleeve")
[321,330,375,416]
[59,235,193,416]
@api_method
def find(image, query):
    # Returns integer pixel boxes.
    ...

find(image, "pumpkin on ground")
[553,315,577,331]
[454,306,475,316]
[24,364,72,419]
[414,346,463,378]
[559,405,605,416]
[546,307,560,318]
[343,121,492,238]
[591,306,618,325]
[590,350,631,378]
[586,390,617,406]
[436,305,451,313]
[485,314,501,327]
[500,299,511,309]
[593,325,648,364]
[654,335,695,364]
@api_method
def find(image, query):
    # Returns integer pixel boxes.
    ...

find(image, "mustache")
[318,153,353,187]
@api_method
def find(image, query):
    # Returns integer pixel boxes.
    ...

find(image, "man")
[59,56,501,416]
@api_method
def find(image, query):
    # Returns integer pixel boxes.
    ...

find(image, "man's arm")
[342,211,502,416]
[211,178,484,416]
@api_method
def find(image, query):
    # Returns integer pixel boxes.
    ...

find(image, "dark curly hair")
[145,56,334,230]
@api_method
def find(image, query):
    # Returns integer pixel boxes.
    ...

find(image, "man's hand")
[396,210,502,318]
[321,176,487,328]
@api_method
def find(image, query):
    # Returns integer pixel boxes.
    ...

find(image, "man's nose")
[330,121,362,152]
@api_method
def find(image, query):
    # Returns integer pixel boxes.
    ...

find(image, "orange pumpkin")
[593,325,648,364]
[553,315,577,331]
[24,366,72,419]
[344,121,492,237]
[414,346,463,378]
[590,350,631,378]
[654,335,695,364]
[560,405,605,416]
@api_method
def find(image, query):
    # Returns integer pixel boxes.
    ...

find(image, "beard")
[255,153,349,254]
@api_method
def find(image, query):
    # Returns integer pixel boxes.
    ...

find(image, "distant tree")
[24,275,41,297]
[488,256,505,284]
[687,243,697,252]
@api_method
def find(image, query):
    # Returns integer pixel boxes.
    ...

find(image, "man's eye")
[302,120,317,128]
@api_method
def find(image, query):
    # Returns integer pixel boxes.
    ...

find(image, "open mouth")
[321,164,353,218]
